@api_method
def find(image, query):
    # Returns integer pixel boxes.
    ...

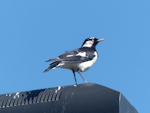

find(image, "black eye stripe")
[87,39,93,41]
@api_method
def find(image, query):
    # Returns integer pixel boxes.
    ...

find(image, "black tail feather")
[43,61,60,73]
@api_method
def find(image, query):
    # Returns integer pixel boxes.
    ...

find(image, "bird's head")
[82,37,105,48]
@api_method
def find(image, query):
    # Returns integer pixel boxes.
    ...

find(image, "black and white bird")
[44,37,105,85]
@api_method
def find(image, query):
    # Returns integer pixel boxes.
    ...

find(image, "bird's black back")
[58,47,97,60]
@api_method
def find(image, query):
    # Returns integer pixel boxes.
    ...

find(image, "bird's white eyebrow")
[89,37,95,39]
[82,41,94,47]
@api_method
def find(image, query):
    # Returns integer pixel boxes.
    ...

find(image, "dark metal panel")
[59,83,120,113]
[119,94,138,113]
[0,83,138,113]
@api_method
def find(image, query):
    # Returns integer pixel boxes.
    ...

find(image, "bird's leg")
[77,70,88,83]
[72,70,77,85]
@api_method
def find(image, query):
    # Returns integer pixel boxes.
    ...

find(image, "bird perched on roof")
[44,37,105,85]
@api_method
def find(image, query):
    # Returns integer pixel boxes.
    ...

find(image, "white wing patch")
[66,52,86,57]
[66,55,74,57]
[76,52,86,57]
[57,63,65,67]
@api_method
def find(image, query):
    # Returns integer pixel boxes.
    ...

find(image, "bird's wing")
[45,47,96,63]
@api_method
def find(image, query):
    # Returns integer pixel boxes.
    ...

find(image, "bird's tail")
[43,61,60,73]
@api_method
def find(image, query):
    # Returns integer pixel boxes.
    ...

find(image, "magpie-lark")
[44,37,105,85]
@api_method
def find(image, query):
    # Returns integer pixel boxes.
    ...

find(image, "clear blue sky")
[0,1,150,112]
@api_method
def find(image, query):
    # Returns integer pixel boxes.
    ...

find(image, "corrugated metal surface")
[0,87,63,108]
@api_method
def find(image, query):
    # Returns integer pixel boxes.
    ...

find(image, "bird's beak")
[97,39,105,42]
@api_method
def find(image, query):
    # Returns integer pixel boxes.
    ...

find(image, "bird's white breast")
[78,51,98,72]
